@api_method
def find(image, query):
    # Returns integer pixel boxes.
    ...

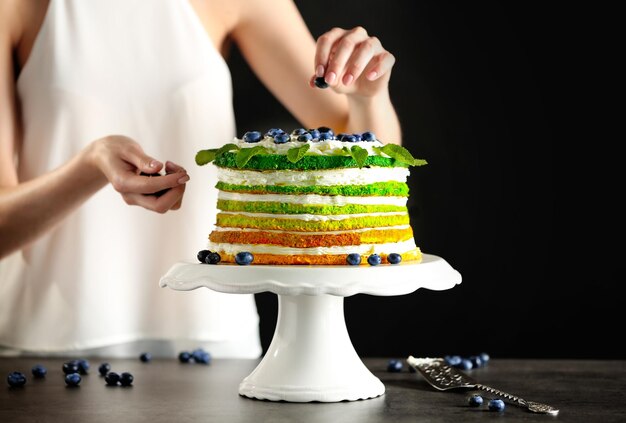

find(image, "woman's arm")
[231,0,401,143]
[0,4,188,259]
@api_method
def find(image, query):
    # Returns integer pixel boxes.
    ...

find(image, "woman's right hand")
[87,135,189,213]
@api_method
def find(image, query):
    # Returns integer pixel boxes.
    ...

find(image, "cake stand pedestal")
[159,253,461,402]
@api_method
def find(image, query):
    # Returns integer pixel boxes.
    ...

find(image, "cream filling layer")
[207,238,418,256]
[217,191,407,206]
[218,211,408,221]
[235,137,386,156]
[216,166,410,187]
[211,225,411,236]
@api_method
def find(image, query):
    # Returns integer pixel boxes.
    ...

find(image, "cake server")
[406,356,559,415]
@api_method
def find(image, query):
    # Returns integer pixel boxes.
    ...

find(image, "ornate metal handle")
[475,384,559,415]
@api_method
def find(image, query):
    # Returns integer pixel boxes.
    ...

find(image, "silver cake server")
[406,356,559,415]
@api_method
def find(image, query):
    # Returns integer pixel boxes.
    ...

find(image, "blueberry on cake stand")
[159,254,461,402]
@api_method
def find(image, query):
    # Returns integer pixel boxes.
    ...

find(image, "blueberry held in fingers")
[314,76,329,89]
[139,172,170,197]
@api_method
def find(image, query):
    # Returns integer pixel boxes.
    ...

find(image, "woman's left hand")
[311,26,395,98]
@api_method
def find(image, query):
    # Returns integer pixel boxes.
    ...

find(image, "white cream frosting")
[217,211,408,221]
[234,136,387,156]
[217,166,410,187]
[207,238,418,256]
[211,225,411,236]
[217,191,407,207]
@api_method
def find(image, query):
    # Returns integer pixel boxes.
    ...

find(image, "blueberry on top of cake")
[196,128,426,265]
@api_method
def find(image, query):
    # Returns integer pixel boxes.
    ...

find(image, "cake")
[195,127,427,265]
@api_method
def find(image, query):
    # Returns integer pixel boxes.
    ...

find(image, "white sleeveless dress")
[0,0,262,358]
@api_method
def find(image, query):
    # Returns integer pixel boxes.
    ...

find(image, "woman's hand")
[88,136,189,213]
[311,26,396,98]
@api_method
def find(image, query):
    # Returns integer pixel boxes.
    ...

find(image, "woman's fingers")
[323,27,369,87]
[113,170,187,195]
[122,184,186,214]
[342,36,382,85]
[314,27,347,79]
[362,50,396,81]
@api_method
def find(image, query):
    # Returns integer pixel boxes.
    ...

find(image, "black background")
[227,2,613,359]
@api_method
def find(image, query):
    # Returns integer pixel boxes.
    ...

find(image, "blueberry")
[367,254,382,266]
[98,363,111,376]
[7,371,26,388]
[65,373,81,387]
[314,76,329,89]
[192,348,211,365]
[352,133,362,141]
[336,133,348,140]
[205,252,221,265]
[317,126,334,136]
[457,358,473,371]
[273,133,290,144]
[479,352,490,364]
[468,394,483,407]
[387,253,402,264]
[318,132,334,141]
[444,355,462,367]
[243,131,262,143]
[62,361,79,374]
[178,351,192,363]
[76,359,90,374]
[342,134,357,142]
[235,251,254,265]
[297,133,313,142]
[139,352,152,363]
[488,398,505,412]
[346,253,361,265]
[387,359,403,372]
[291,128,307,136]
[105,372,120,386]
[197,249,211,263]
[119,372,134,387]
[265,128,282,137]
[308,129,321,139]
[469,355,483,368]
[361,131,377,141]
[31,364,47,378]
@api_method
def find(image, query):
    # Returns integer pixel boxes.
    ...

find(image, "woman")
[0,0,400,357]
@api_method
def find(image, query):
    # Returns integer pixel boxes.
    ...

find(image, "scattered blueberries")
[178,351,192,363]
[7,371,26,388]
[488,398,506,412]
[468,394,484,407]
[387,359,403,372]
[479,352,490,364]
[65,373,81,387]
[367,254,382,266]
[76,359,90,375]
[444,355,462,367]
[387,253,402,264]
[105,372,121,386]
[205,252,221,265]
[314,76,329,89]
[139,352,152,363]
[458,358,473,371]
[192,348,212,365]
[445,352,491,371]
[235,251,254,265]
[62,361,79,375]
[243,131,262,143]
[98,363,111,376]
[346,253,362,265]
[197,249,210,263]
[119,372,134,387]
[31,364,47,378]
[469,355,483,368]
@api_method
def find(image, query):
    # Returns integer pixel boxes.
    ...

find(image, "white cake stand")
[159,253,461,402]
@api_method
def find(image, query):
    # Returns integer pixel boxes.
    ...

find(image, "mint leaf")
[215,143,239,158]
[286,143,310,163]
[195,149,218,166]
[342,145,369,168]
[379,144,427,167]
[235,146,268,168]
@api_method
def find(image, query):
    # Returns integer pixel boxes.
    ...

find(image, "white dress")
[0,0,261,358]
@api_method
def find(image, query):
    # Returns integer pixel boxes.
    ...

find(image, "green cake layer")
[216,200,407,215]
[216,213,410,231]
[215,181,409,196]
[213,152,404,170]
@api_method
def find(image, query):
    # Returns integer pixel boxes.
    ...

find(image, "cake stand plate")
[159,254,461,402]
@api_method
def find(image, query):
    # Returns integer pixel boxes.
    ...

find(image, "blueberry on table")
[98,363,111,376]
[7,371,26,388]
[31,364,47,378]
[346,253,361,266]
[119,372,134,387]
[197,249,211,263]
[387,253,402,264]
[65,373,82,387]
[105,372,120,386]
[469,355,483,368]
[243,131,262,143]
[235,252,254,265]
[387,359,403,372]
[444,355,462,367]
[178,351,191,363]
[314,76,329,88]
[488,398,506,412]
[457,358,473,371]
[76,359,90,374]
[62,361,79,374]
[468,394,483,407]
[205,252,221,265]
[361,131,376,141]
[192,348,212,365]
[479,352,490,364]
[139,352,152,363]
[367,254,382,266]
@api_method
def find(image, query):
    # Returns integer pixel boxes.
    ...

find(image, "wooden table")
[1,358,625,422]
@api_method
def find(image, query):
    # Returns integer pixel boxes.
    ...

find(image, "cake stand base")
[239,294,383,402]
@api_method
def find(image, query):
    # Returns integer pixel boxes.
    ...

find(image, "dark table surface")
[1,357,625,422]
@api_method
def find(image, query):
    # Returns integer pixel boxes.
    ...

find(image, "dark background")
[227,2,612,359]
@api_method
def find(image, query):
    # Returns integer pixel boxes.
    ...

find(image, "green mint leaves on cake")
[195,127,427,169]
